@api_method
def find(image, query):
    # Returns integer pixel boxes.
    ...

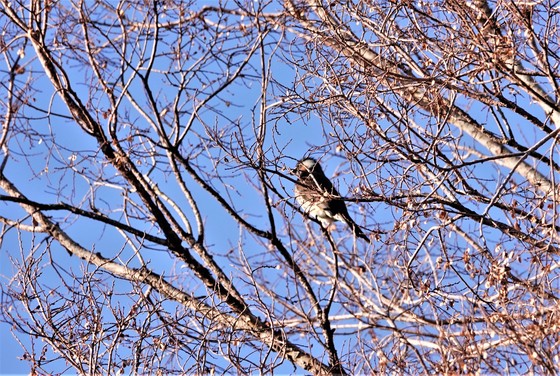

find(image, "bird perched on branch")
[293,157,370,243]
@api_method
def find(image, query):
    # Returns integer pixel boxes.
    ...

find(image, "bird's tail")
[344,216,370,243]
[334,212,371,243]
[352,224,370,243]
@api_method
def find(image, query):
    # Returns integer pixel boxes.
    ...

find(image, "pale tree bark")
[283,0,556,194]
[276,0,560,373]
[0,1,344,374]
[1,0,560,374]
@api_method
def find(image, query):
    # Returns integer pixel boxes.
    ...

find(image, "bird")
[293,157,370,243]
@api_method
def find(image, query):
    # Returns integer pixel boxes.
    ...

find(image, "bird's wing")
[300,170,370,243]
[309,171,341,197]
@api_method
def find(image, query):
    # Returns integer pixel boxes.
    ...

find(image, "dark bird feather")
[293,158,370,243]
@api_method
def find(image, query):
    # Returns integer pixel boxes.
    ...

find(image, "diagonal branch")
[281,0,555,194]
[0,171,338,375]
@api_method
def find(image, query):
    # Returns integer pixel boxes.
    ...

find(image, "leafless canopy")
[1,0,560,374]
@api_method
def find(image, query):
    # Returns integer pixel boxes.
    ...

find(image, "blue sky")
[2,0,559,374]
[0,3,331,372]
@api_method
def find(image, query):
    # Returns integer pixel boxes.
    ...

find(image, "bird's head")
[293,157,322,177]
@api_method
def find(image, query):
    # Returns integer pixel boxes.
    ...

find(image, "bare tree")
[1,0,560,374]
